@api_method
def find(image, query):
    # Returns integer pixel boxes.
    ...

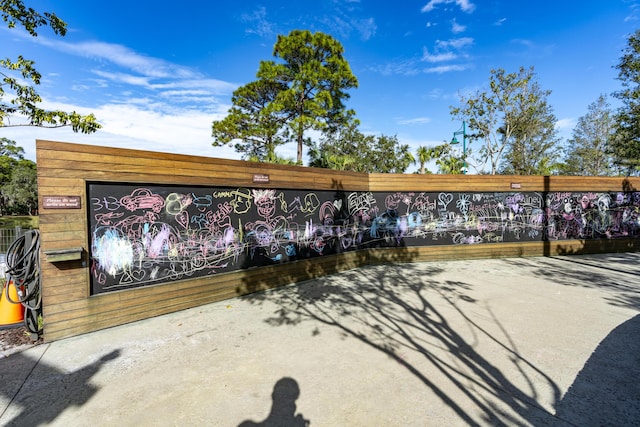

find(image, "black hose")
[4,230,41,334]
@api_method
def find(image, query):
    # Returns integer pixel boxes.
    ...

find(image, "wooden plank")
[40,240,87,252]
[44,271,236,317]
[368,174,640,193]
[42,282,87,300]
[40,230,87,245]
[36,139,254,167]
[36,140,367,180]
[37,148,367,183]
[39,222,86,234]
[45,283,235,325]
[35,153,358,182]
[40,266,86,284]
[42,286,88,302]
[37,168,367,191]
[44,278,242,329]
[38,212,87,225]
[43,287,241,340]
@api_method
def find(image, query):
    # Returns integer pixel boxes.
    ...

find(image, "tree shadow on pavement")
[238,377,310,427]
[500,253,640,310]
[0,348,121,426]
[555,314,640,426]
[243,262,567,426]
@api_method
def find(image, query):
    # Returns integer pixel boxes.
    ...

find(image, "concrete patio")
[1,253,639,426]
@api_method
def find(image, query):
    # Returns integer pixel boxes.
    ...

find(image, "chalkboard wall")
[88,183,640,294]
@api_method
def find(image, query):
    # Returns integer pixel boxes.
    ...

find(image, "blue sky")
[2,0,639,172]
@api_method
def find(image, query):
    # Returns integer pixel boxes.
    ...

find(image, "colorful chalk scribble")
[88,184,640,294]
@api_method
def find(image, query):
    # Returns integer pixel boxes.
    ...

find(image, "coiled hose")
[4,230,41,334]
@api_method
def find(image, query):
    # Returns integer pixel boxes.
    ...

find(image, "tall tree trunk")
[297,128,303,164]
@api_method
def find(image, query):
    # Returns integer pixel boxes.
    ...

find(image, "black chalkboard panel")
[87,183,639,294]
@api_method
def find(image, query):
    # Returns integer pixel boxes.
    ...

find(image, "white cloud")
[92,70,151,87]
[71,84,90,92]
[353,17,377,41]
[508,39,556,59]
[372,60,420,76]
[421,0,476,13]
[241,6,276,38]
[88,69,237,98]
[436,37,474,50]
[2,23,251,164]
[511,38,535,49]
[422,47,457,62]
[319,13,377,41]
[625,3,640,22]
[424,64,468,73]
[158,89,214,99]
[451,19,466,34]
[419,37,472,71]
[2,97,240,162]
[36,37,198,80]
[426,88,444,99]
[22,32,238,101]
[555,117,576,131]
[24,36,239,130]
[397,117,432,125]
[152,78,236,93]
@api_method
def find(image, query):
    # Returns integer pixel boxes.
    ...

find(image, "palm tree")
[416,146,429,174]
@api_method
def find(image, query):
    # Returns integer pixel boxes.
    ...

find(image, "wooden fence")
[37,140,640,341]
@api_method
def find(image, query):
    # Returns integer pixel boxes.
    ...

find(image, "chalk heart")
[176,211,189,229]
[439,193,453,207]
[119,271,142,284]
[131,270,145,281]
[333,199,343,211]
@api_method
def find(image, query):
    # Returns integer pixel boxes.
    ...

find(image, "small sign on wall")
[253,173,270,184]
[42,196,82,209]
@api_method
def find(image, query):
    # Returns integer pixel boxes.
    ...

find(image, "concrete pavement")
[1,253,639,426]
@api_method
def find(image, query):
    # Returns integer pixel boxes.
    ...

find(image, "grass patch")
[0,216,39,229]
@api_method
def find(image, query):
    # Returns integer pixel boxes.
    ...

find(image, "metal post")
[450,121,467,174]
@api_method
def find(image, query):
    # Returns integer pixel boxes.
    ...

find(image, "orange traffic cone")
[0,281,24,328]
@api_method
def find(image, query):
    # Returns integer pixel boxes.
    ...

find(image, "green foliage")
[308,121,414,173]
[2,158,36,214]
[611,29,640,176]
[500,75,561,175]
[451,66,560,175]
[246,153,296,165]
[212,79,289,161]
[0,138,36,215]
[563,95,617,176]
[415,144,464,174]
[1,0,66,36]
[416,146,430,174]
[256,30,358,164]
[0,214,37,228]
[0,137,23,183]
[1,1,101,133]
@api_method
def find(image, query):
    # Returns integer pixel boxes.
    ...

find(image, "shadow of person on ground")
[0,349,121,426]
[555,314,640,426]
[238,377,309,427]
